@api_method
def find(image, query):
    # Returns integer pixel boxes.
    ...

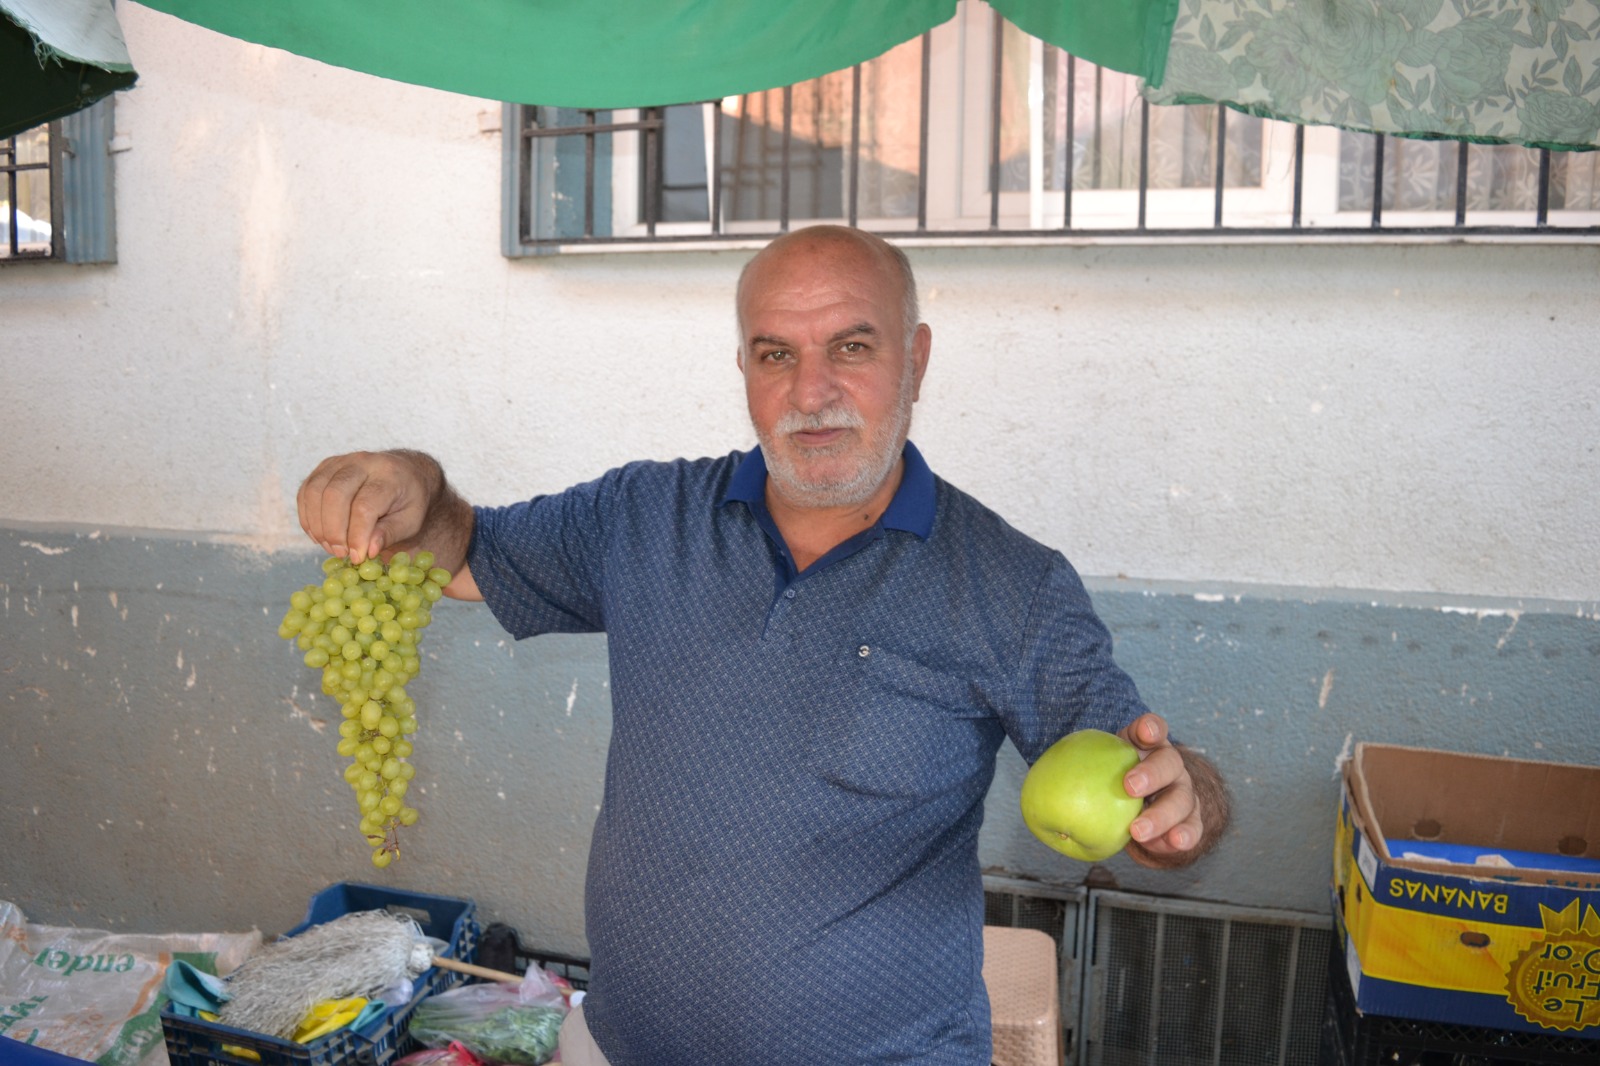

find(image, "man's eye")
[840,342,865,354]
[761,349,791,363]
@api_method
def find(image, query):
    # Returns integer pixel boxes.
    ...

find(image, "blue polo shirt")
[468,443,1148,1065]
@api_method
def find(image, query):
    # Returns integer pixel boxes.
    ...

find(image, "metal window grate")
[1081,890,1331,1066]
[510,7,1599,251]
[1,125,58,261]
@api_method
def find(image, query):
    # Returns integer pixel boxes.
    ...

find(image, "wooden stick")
[430,955,523,984]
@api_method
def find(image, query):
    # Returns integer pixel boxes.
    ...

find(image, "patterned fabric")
[467,443,1148,1066]
[1146,0,1600,151]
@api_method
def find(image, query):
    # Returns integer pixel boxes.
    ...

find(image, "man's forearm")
[390,450,476,584]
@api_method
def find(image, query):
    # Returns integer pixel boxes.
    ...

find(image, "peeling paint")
[1318,669,1335,709]
[19,541,70,555]
[1332,734,1350,774]
[1439,605,1512,619]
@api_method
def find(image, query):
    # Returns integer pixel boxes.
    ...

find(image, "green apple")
[1020,728,1143,861]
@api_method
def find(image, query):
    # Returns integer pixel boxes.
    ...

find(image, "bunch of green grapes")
[275,551,450,868]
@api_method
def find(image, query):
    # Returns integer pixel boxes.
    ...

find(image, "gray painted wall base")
[3,524,1595,950]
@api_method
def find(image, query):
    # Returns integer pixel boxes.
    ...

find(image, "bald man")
[298,225,1229,1066]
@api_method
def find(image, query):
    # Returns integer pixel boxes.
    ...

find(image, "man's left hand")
[1117,713,1231,869]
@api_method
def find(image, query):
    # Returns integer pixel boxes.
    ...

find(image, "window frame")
[502,5,1600,256]
[1,96,118,266]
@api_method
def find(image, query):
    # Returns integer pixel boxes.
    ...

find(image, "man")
[298,225,1229,1065]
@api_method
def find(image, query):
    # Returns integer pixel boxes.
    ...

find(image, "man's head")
[736,226,931,511]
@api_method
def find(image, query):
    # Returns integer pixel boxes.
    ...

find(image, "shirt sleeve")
[999,552,1150,764]
[467,471,616,639]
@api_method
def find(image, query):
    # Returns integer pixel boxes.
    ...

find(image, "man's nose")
[789,351,841,412]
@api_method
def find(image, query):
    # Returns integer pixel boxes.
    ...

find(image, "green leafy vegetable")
[409,997,564,1065]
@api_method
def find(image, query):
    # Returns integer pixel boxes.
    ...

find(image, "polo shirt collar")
[722,440,935,539]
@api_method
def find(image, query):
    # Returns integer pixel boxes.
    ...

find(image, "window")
[2,124,55,257]
[1,97,117,264]
[503,0,1600,254]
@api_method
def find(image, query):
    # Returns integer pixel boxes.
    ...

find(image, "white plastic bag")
[0,900,261,1066]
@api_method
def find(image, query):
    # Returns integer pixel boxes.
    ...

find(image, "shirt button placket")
[763,585,796,641]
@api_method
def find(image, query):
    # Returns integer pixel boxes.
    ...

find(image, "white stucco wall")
[4,7,1596,605]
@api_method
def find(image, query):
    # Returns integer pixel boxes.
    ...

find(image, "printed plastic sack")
[0,899,260,1066]
[408,967,571,1066]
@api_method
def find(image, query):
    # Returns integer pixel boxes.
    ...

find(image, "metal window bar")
[2,131,55,260]
[1092,65,1104,191]
[780,85,793,232]
[1213,104,1227,229]
[711,102,724,235]
[1537,148,1551,226]
[512,14,1597,250]
[1138,97,1149,231]
[1063,54,1075,229]
[644,107,659,238]
[583,110,597,239]
[988,4,1003,230]
[849,64,862,227]
[1291,124,1304,229]
[519,111,535,243]
[916,30,931,232]
[1371,133,1385,229]
[4,136,18,258]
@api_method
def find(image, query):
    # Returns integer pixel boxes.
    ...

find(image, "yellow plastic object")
[983,926,1061,1066]
[292,997,369,1043]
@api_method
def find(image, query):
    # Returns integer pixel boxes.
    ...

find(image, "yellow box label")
[1504,901,1600,1032]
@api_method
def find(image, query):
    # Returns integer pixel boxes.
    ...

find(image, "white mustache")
[774,406,865,435]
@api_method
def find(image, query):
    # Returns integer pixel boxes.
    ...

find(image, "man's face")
[736,232,930,510]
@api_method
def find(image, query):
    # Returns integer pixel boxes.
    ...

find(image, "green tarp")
[10,0,1593,164]
[131,0,1594,149]
[0,0,136,139]
[130,0,1178,109]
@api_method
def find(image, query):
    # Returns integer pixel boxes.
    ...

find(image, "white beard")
[756,367,916,509]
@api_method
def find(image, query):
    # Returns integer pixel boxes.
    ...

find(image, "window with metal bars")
[0,99,118,265]
[503,1,1600,255]
[2,124,57,259]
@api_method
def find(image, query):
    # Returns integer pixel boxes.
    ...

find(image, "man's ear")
[735,346,746,373]
[910,324,931,402]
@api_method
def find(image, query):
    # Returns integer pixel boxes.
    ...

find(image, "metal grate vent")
[983,876,1088,1062]
[1081,890,1331,1066]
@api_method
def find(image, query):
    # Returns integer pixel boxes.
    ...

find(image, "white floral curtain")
[1146,0,1600,152]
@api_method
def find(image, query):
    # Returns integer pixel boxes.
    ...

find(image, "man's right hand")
[296,451,478,600]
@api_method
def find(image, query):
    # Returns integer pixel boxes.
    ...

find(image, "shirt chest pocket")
[803,643,1002,800]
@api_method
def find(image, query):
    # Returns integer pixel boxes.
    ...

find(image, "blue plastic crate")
[160,883,479,1066]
